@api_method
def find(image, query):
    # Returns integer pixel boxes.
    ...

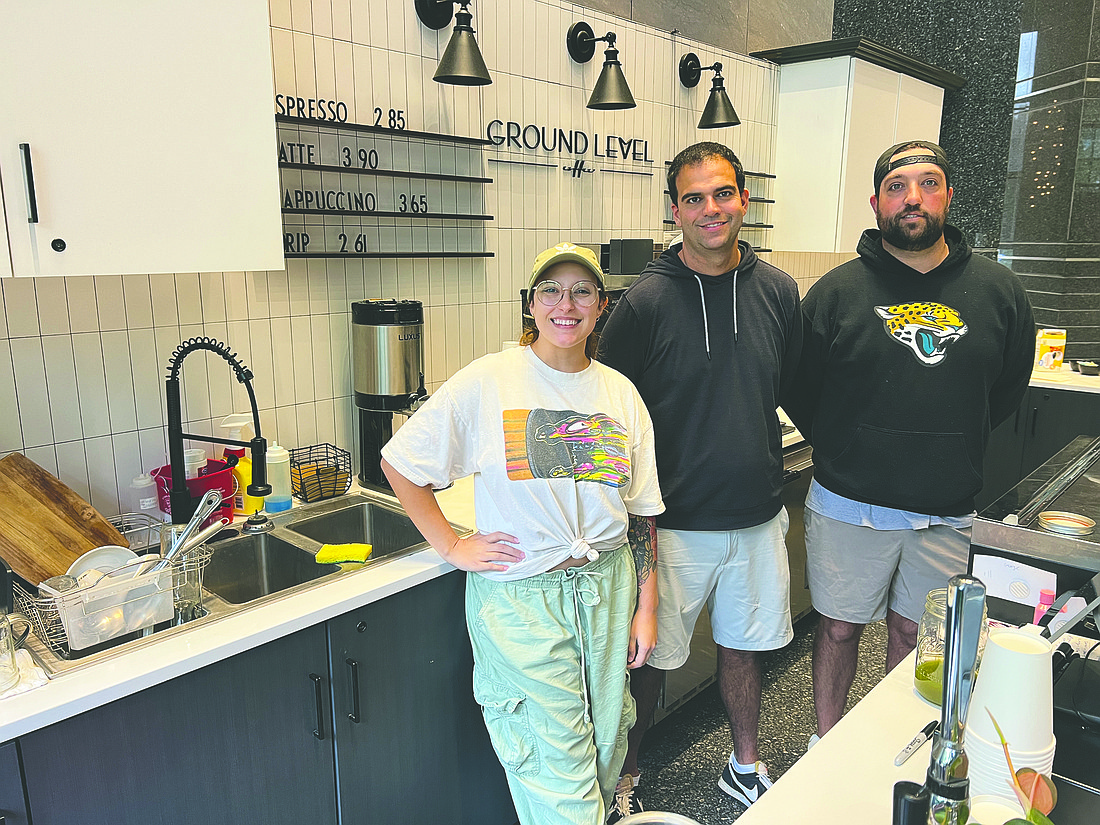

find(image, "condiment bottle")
[127,473,160,519]
[264,443,292,513]
[1033,588,1056,625]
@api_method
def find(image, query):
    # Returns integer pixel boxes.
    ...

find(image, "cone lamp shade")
[567,22,636,111]
[699,73,739,128]
[416,0,491,86]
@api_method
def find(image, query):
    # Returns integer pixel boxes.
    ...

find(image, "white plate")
[66,545,139,580]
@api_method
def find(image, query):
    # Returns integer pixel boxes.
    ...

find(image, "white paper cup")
[967,627,1053,752]
[968,795,1024,824]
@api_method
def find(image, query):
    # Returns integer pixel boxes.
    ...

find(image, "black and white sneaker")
[606,773,644,823]
[717,759,772,807]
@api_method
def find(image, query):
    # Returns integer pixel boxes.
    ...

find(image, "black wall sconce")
[567,22,636,110]
[679,53,739,128]
[415,0,491,86]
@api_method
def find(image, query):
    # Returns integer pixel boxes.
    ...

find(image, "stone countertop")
[0,477,475,742]
[1029,365,1100,394]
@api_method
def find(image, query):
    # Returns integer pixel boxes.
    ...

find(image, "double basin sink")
[202,494,435,604]
[30,492,466,675]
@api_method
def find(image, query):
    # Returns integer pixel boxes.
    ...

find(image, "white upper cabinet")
[762,41,961,255]
[0,0,283,278]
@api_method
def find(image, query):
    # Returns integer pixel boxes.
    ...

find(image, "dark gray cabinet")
[328,570,514,824]
[977,387,1100,511]
[16,571,515,825]
[18,623,337,825]
[0,740,30,825]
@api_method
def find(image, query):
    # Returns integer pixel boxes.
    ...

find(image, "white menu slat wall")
[0,0,778,516]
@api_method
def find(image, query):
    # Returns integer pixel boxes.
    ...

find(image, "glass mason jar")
[914,588,989,705]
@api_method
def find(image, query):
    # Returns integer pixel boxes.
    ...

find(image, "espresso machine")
[352,299,428,490]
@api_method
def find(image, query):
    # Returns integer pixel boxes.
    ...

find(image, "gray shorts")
[648,508,794,670]
[805,509,971,624]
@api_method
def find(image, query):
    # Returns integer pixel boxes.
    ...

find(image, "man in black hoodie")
[785,141,1034,741]
[599,142,802,818]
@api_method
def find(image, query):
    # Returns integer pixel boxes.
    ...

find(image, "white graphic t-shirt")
[382,346,664,580]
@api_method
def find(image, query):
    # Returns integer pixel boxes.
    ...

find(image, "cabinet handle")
[19,143,39,223]
[346,657,361,723]
[1031,407,1039,437]
[309,672,326,740]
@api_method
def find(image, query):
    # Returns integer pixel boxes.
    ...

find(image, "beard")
[876,205,947,251]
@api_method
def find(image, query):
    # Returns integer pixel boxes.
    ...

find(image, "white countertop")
[739,652,935,824]
[0,478,476,742]
[1029,365,1100,394]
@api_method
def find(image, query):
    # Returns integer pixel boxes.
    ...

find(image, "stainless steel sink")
[202,532,341,604]
[24,491,468,676]
[285,500,428,560]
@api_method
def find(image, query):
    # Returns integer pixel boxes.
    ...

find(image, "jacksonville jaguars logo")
[874,302,968,366]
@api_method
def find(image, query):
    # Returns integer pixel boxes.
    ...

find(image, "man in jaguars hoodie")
[784,141,1035,742]
[599,142,802,818]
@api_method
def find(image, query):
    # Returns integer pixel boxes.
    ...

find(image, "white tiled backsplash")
[0,0,780,516]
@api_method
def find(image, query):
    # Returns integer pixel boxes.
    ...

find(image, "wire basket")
[13,513,214,660]
[290,443,352,502]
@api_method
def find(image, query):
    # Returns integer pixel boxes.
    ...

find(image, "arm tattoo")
[627,514,657,591]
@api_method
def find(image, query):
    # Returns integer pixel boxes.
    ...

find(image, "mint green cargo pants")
[466,544,637,825]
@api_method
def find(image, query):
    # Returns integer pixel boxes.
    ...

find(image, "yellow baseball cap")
[529,242,605,290]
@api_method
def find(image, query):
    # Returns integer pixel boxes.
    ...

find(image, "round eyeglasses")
[533,280,601,307]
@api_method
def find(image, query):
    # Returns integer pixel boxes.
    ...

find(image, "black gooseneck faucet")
[166,337,271,524]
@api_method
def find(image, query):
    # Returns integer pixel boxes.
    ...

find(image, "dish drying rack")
[13,513,214,660]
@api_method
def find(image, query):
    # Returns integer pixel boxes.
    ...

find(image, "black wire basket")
[290,443,353,502]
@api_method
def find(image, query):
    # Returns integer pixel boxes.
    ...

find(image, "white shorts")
[805,509,971,625]
[648,508,794,670]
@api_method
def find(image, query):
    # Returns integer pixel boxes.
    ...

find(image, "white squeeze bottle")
[265,442,293,513]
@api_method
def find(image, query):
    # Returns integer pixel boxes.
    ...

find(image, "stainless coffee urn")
[352,299,428,490]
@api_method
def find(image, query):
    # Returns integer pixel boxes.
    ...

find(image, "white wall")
[0,0,778,516]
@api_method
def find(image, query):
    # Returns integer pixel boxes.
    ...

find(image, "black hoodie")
[598,241,802,530]
[784,226,1035,516]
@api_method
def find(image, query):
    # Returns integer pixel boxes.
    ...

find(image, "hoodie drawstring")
[732,270,739,343]
[693,275,711,360]
[694,269,739,358]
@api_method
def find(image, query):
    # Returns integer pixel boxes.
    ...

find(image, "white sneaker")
[807,733,821,750]
[718,758,772,807]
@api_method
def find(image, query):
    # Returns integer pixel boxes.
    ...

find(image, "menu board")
[276,115,494,259]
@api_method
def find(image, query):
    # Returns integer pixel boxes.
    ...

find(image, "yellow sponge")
[316,543,373,564]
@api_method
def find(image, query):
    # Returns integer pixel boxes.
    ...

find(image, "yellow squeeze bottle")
[220,414,265,515]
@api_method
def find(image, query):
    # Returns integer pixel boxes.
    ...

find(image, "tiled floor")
[635,614,890,824]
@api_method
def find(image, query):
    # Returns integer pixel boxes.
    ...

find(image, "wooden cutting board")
[0,452,128,586]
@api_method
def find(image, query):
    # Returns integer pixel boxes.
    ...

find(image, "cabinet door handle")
[19,143,39,223]
[346,657,361,723]
[309,672,326,740]
[1031,407,1039,437]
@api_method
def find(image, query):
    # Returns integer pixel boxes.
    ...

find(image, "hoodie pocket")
[473,678,540,777]
[830,425,981,511]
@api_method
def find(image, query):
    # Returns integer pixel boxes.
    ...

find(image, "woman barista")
[381,242,663,825]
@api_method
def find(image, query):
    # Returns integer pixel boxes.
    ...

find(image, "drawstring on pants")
[566,567,602,724]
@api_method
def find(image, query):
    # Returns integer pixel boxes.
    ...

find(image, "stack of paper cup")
[965,627,1055,802]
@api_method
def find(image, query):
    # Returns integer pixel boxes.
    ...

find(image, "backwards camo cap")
[873,140,952,194]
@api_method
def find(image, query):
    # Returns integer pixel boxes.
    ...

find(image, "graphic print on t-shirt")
[874,301,969,366]
[503,408,630,487]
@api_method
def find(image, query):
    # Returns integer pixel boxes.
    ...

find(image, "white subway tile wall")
[0,0,779,515]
